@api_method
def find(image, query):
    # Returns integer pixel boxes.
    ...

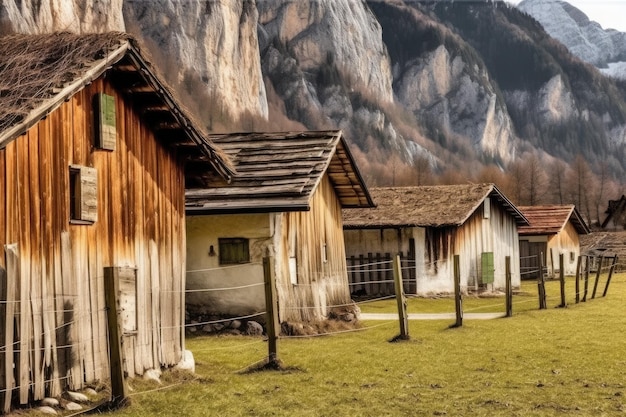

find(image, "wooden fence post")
[103,267,128,407]
[2,245,18,413]
[537,252,547,309]
[575,255,581,303]
[392,254,409,341]
[591,255,604,299]
[453,255,463,327]
[505,256,512,317]
[602,256,618,297]
[263,257,280,365]
[582,255,590,302]
[559,253,566,308]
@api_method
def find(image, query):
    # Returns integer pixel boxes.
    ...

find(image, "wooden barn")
[517,205,590,278]
[342,184,528,295]
[0,33,231,409]
[185,131,373,324]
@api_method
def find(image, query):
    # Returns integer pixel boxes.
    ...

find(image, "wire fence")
[1,253,621,413]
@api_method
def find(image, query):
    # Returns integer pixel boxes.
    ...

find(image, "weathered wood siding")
[0,77,186,404]
[454,200,521,291]
[276,175,351,322]
[546,221,581,276]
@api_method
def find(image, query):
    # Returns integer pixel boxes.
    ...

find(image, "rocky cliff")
[518,0,626,79]
[2,0,626,183]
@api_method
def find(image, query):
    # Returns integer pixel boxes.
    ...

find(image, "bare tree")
[590,160,614,227]
[567,155,594,223]
[548,159,567,205]
[522,153,548,205]
[505,160,526,205]
[413,155,434,186]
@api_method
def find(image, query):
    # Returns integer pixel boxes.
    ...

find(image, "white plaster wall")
[185,213,273,316]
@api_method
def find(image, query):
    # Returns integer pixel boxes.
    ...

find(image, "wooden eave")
[185,130,373,214]
[108,48,233,180]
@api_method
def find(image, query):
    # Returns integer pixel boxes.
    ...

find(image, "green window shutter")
[481,252,494,284]
[95,93,116,150]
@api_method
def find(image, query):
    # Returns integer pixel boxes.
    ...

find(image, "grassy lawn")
[101,273,625,416]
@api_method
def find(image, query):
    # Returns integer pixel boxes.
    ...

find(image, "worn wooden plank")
[39,110,59,397]
[27,126,46,400]
[149,241,161,366]
[16,133,32,405]
[3,244,18,413]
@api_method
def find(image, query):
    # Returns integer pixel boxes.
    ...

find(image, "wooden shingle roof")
[517,205,590,235]
[0,32,233,180]
[185,130,374,214]
[342,183,528,228]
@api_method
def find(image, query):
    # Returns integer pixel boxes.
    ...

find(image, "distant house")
[517,205,590,278]
[185,131,373,324]
[342,184,528,295]
[601,195,626,230]
[0,33,231,410]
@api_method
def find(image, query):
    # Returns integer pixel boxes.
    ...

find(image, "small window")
[321,243,328,263]
[218,238,250,265]
[69,165,97,223]
[570,252,575,262]
[94,93,117,150]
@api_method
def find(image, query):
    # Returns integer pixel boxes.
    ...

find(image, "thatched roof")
[342,184,527,228]
[0,32,233,180]
[517,205,590,235]
[186,130,374,214]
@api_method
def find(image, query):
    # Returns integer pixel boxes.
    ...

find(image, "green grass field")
[96,273,626,416]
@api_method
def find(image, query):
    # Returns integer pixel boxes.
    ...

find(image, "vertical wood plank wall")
[0,77,185,406]
[277,175,352,323]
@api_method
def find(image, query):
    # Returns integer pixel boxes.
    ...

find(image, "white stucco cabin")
[342,184,528,295]
[185,131,373,324]
[517,205,590,278]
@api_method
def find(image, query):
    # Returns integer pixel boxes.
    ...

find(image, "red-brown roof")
[517,205,590,235]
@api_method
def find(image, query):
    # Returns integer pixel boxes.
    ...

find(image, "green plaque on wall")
[95,93,116,150]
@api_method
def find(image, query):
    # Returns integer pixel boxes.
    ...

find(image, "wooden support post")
[602,256,618,297]
[392,254,409,341]
[591,255,604,299]
[575,256,582,304]
[103,267,128,407]
[559,253,566,308]
[453,255,463,327]
[582,255,590,302]
[263,257,280,365]
[537,252,547,309]
[505,256,512,317]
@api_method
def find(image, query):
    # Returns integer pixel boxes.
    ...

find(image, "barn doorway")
[519,239,546,280]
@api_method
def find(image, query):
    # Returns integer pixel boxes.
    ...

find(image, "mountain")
[2,0,626,196]
[518,0,626,79]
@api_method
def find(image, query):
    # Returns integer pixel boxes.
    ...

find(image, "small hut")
[0,33,231,410]
[185,131,373,324]
[342,184,528,295]
[517,205,590,278]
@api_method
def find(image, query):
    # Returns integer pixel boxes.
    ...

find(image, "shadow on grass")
[238,357,305,374]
